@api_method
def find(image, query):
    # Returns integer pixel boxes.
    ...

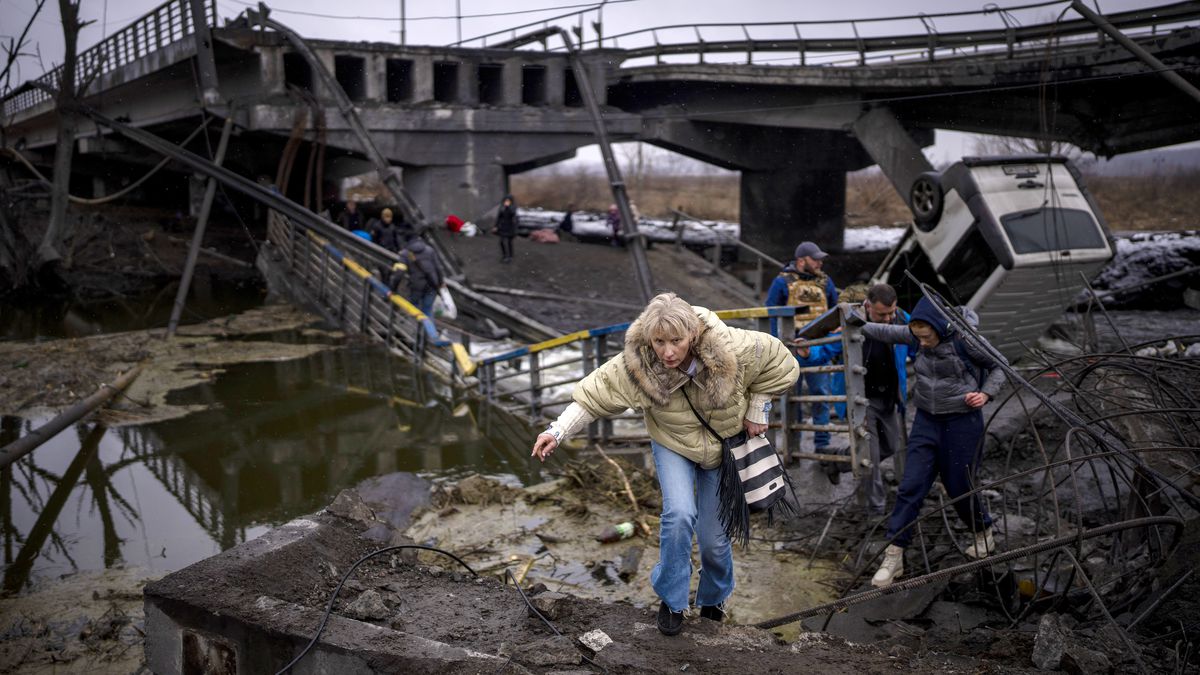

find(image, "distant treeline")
[511,163,1199,231]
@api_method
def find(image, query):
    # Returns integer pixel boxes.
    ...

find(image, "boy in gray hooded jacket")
[859,296,1007,587]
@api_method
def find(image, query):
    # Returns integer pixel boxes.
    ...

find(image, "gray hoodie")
[861,297,1007,415]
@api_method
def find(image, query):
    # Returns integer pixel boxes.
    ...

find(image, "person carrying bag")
[531,293,798,636]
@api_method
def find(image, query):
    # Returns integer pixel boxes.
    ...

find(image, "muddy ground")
[0,303,341,422]
[0,566,154,674]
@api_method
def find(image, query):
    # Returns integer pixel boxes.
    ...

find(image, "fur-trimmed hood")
[622,306,741,409]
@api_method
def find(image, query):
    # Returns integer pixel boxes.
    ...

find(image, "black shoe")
[657,601,684,636]
[699,604,725,622]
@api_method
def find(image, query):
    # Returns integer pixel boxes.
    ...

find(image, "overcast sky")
[2,0,1194,165]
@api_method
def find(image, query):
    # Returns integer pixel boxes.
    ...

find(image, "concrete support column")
[740,169,846,258]
[259,47,286,96]
[411,55,434,103]
[405,163,506,225]
[364,53,385,102]
[315,49,336,100]
[501,59,522,106]
[456,60,478,105]
[545,61,565,107]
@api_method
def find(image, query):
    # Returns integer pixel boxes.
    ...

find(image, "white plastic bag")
[433,286,458,320]
[460,222,478,237]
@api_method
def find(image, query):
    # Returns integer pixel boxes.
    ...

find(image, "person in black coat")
[390,234,444,316]
[368,208,408,253]
[493,195,518,263]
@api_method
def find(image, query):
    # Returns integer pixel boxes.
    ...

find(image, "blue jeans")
[649,441,734,613]
[801,372,831,448]
[886,409,993,548]
[409,290,436,316]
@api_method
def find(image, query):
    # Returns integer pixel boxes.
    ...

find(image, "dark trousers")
[499,235,514,260]
[886,409,992,548]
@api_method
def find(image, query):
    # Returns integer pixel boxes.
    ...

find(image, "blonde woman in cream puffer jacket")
[531,293,798,635]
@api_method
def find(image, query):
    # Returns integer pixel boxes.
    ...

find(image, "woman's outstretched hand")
[532,433,558,462]
[743,419,768,437]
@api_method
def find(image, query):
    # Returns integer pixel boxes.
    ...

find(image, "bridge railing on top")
[3,0,217,118]
[466,1,1200,68]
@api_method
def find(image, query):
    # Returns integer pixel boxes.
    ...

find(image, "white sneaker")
[871,545,904,588]
[963,527,996,559]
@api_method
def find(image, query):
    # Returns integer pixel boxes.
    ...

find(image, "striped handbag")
[682,389,797,547]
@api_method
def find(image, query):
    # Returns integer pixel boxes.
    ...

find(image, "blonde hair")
[637,292,701,341]
[381,208,394,218]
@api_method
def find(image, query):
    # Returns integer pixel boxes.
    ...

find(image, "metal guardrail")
[477,302,872,494]
[266,211,475,381]
[3,0,217,118]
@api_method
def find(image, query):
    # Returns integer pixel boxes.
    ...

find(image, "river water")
[0,342,540,595]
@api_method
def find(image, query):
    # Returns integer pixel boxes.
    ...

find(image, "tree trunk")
[37,0,83,271]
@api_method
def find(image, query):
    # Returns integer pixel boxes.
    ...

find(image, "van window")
[1000,207,1106,254]
[938,226,998,303]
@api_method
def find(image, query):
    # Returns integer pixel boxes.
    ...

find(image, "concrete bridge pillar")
[364,53,385,102]
[501,59,523,105]
[544,62,565,107]
[259,47,286,96]
[404,163,507,226]
[740,169,847,259]
[412,56,434,103]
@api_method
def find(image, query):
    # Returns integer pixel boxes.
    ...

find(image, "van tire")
[910,172,943,229]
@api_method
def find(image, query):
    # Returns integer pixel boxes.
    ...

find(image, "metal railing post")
[529,352,542,420]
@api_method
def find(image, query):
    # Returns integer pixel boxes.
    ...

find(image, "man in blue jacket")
[796,284,910,511]
[766,242,839,462]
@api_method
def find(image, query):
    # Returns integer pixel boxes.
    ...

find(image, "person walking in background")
[532,293,798,635]
[338,199,361,231]
[850,296,1007,587]
[765,241,840,469]
[558,203,575,239]
[368,207,406,253]
[494,194,518,263]
[390,233,443,316]
[606,203,622,246]
[795,283,911,513]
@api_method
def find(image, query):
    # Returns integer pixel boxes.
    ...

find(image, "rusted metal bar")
[167,114,233,338]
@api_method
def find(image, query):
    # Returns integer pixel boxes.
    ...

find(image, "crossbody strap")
[681,382,724,443]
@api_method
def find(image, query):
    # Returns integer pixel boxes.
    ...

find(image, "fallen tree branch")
[594,444,653,537]
[0,365,143,469]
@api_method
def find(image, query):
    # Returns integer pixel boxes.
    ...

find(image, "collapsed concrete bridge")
[4,0,1200,260]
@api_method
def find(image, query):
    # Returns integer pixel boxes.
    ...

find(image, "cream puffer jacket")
[571,306,799,469]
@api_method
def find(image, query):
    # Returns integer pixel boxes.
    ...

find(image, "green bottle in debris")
[595,521,636,543]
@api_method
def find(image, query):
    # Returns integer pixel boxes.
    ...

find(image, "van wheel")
[909,172,943,229]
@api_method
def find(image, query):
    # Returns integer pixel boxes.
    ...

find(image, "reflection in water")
[0,344,537,594]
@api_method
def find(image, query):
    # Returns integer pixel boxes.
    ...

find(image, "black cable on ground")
[274,544,478,675]
[501,568,608,674]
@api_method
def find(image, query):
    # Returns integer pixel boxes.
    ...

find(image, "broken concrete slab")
[1032,613,1071,670]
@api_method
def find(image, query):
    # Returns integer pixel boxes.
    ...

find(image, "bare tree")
[36,0,93,274]
[0,0,49,290]
[971,133,1081,159]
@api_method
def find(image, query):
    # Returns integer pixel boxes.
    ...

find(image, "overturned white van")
[874,156,1115,359]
